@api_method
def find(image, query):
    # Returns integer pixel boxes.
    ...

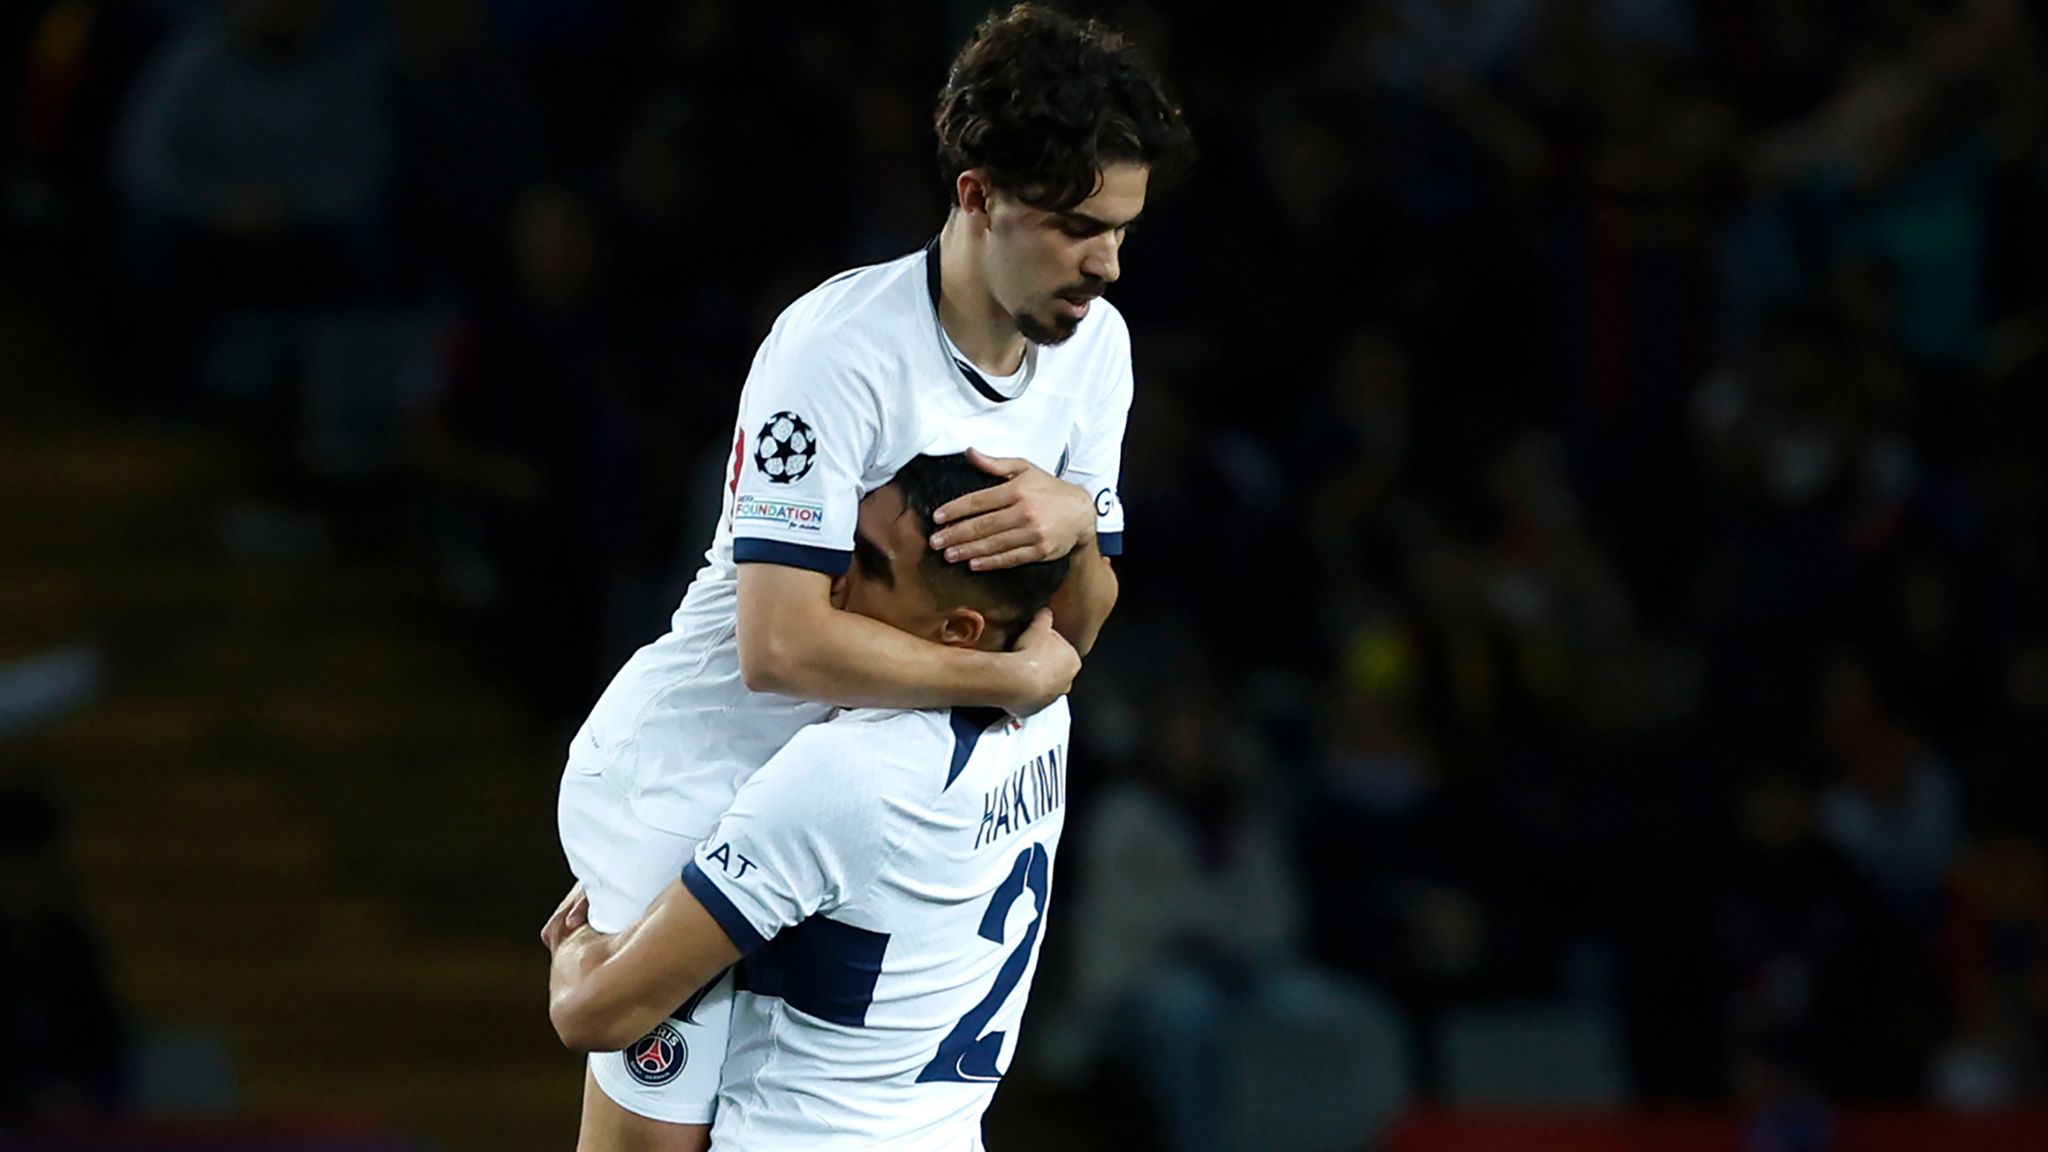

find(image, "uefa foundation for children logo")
[735,494,825,533]
[753,411,817,484]
[624,1021,688,1087]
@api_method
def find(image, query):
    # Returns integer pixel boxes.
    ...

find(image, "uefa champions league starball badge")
[753,411,817,484]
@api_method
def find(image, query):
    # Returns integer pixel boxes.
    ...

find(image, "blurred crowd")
[0,786,124,1120]
[10,0,2048,1143]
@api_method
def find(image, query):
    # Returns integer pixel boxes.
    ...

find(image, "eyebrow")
[852,531,894,587]
[1057,209,1142,235]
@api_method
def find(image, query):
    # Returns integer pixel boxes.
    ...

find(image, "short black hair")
[894,453,1072,647]
[934,4,1194,212]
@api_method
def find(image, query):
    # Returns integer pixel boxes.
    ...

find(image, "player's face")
[986,162,1148,346]
[842,484,985,646]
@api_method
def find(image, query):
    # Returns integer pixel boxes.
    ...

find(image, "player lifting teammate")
[551,7,1190,1150]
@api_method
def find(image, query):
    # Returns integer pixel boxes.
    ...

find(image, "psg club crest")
[624,1022,688,1087]
[753,411,817,484]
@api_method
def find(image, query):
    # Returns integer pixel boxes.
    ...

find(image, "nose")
[1080,231,1121,285]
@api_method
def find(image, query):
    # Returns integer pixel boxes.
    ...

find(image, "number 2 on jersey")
[916,843,1050,1084]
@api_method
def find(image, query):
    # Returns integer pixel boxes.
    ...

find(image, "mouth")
[1056,293,1097,320]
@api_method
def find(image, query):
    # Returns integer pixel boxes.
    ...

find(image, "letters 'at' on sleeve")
[680,723,900,954]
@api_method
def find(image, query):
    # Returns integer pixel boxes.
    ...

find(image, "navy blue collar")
[924,236,1018,405]
[945,706,1011,790]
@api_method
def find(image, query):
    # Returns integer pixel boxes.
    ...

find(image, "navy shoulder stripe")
[682,860,768,956]
[733,538,851,576]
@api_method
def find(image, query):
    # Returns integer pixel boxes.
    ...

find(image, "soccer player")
[554,6,1191,1150]
[547,456,1076,1151]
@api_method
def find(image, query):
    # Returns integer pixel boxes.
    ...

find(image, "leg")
[558,759,732,1147]
[577,1068,709,1152]
[582,969,734,1143]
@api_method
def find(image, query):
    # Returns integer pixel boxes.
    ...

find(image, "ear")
[954,170,993,220]
[829,572,851,611]
[937,608,989,650]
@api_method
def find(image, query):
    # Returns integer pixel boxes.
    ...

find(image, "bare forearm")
[549,929,728,1052]
[748,602,1023,709]
[738,561,1074,714]
[1049,544,1117,656]
[550,930,650,1052]
[547,879,744,1052]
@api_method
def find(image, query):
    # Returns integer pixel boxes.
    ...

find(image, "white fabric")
[684,701,1071,1152]
[557,739,735,1123]
[576,247,1130,841]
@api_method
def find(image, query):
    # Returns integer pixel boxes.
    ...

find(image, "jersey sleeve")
[725,328,881,576]
[1061,319,1133,557]
[679,722,906,955]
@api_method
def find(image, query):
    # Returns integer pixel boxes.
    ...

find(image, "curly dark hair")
[934,4,1194,212]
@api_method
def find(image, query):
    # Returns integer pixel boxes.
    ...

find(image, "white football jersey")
[681,700,1071,1152]
[577,244,1130,837]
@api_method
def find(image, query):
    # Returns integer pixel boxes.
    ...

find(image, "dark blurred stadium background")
[5,0,2048,1150]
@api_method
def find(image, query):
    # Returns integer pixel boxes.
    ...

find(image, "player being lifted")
[550,455,1079,1152]
[552,6,1191,1151]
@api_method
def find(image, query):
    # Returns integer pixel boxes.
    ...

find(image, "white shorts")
[558,730,734,1125]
